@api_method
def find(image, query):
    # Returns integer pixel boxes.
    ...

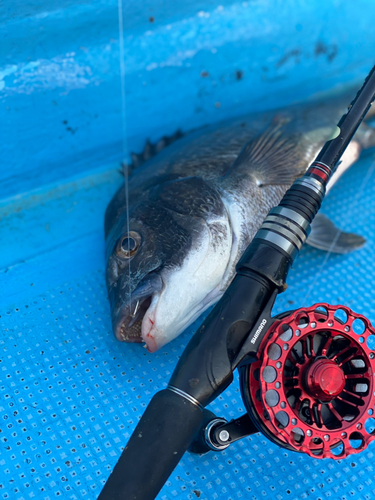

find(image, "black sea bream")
[105,91,374,352]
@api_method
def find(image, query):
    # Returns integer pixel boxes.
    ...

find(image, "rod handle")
[98,389,203,500]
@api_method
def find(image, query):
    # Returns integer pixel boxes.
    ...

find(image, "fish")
[105,90,375,352]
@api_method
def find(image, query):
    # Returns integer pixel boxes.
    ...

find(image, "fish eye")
[116,231,141,259]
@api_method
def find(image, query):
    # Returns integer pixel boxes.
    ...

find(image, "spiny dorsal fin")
[228,120,306,186]
[119,130,185,177]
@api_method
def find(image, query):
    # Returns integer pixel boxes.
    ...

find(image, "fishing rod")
[99,64,375,500]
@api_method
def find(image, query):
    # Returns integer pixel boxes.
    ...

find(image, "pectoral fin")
[307,213,366,254]
[226,120,308,187]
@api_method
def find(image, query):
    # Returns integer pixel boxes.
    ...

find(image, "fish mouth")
[112,273,163,346]
[114,295,153,344]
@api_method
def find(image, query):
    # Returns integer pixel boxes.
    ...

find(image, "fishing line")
[303,155,375,303]
[117,0,132,307]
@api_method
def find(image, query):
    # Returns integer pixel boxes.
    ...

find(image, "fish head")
[105,205,164,346]
[105,178,233,352]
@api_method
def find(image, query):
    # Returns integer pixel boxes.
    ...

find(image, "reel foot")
[189,411,258,454]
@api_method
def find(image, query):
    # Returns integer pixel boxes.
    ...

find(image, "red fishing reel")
[241,304,375,459]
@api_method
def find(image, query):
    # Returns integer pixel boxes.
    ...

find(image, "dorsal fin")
[122,130,185,175]
[226,120,307,187]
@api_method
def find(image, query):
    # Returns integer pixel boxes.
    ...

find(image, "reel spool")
[240,304,375,459]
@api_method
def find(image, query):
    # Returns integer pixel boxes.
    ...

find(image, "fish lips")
[112,273,163,345]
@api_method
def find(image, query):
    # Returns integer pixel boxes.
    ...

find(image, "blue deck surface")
[2,148,375,500]
[2,1,375,499]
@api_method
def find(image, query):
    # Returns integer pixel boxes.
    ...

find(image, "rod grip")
[98,389,204,500]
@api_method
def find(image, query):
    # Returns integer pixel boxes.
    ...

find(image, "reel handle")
[98,389,203,500]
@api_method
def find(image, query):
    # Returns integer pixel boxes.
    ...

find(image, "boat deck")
[1,150,375,499]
